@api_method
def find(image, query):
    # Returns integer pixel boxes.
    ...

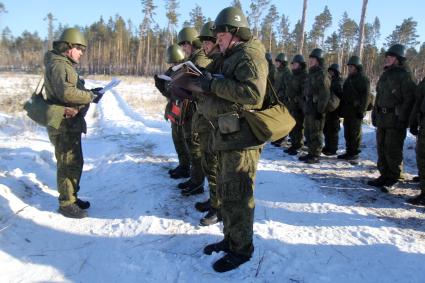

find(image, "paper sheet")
[99,78,121,94]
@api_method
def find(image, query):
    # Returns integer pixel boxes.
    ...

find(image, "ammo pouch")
[217,112,240,134]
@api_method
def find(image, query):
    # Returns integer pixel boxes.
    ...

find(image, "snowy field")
[0,73,424,283]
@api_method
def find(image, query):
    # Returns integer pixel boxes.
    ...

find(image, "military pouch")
[217,112,240,134]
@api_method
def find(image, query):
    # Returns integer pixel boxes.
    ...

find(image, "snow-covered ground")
[0,74,424,283]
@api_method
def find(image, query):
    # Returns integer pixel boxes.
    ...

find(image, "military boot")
[299,154,319,164]
[204,239,230,255]
[380,178,398,193]
[337,153,359,160]
[177,179,192,189]
[59,204,87,219]
[284,146,300,155]
[412,176,420,182]
[407,192,425,206]
[322,148,337,156]
[170,166,190,179]
[367,176,387,187]
[75,198,90,209]
[195,199,210,212]
[200,208,221,226]
[213,252,251,273]
[181,182,204,196]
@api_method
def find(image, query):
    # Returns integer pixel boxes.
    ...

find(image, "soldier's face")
[291,62,300,70]
[181,42,193,57]
[275,61,282,68]
[202,40,215,54]
[348,65,357,75]
[308,57,318,67]
[66,46,84,63]
[216,32,233,53]
[384,55,397,67]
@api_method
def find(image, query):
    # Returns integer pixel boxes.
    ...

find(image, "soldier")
[192,21,221,225]
[322,63,343,156]
[176,27,211,196]
[271,52,292,147]
[284,54,308,155]
[299,48,330,164]
[338,56,370,161]
[154,44,190,179]
[191,7,268,272]
[368,44,416,191]
[408,76,425,205]
[266,52,276,86]
[44,28,102,218]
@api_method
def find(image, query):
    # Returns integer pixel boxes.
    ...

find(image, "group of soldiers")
[40,4,424,274]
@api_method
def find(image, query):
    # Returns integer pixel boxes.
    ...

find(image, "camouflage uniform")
[274,63,291,103]
[323,75,343,154]
[202,38,268,257]
[286,67,308,150]
[44,50,93,207]
[303,65,331,157]
[373,64,416,181]
[340,67,370,156]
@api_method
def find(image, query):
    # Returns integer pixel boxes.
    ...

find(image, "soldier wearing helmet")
[44,28,102,218]
[368,44,416,191]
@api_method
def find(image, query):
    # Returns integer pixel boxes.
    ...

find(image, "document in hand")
[170,61,204,93]
[99,78,121,94]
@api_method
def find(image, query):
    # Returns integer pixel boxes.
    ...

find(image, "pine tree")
[247,0,270,38]
[309,5,332,48]
[278,14,290,52]
[165,0,179,44]
[385,17,419,48]
[261,4,279,52]
[356,0,368,59]
[189,4,205,32]
[139,0,157,75]
[298,0,308,54]
[44,13,56,50]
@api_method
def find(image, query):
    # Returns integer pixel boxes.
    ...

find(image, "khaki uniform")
[44,50,93,207]
[373,64,416,180]
[323,75,343,153]
[202,39,268,257]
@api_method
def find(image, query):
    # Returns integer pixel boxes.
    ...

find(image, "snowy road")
[0,77,424,283]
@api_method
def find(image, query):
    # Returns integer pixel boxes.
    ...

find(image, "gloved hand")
[356,113,364,119]
[315,112,323,120]
[91,87,104,103]
[154,74,166,93]
[192,70,213,93]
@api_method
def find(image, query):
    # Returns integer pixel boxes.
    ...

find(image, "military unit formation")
[25,6,425,273]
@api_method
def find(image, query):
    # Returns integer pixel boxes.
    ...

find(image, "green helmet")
[177,27,201,47]
[385,43,406,59]
[328,63,340,73]
[309,48,323,59]
[199,21,216,41]
[214,7,249,29]
[57,28,87,47]
[166,44,185,64]
[347,55,362,67]
[292,54,305,64]
[275,53,288,63]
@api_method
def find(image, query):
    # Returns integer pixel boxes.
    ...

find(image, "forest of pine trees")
[1,0,425,84]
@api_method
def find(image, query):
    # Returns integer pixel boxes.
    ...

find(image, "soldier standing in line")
[190,7,268,272]
[368,44,416,191]
[176,27,211,196]
[284,54,308,155]
[299,48,330,164]
[154,44,190,179]
[266,52,276,86]
[322,63,343,156]
[338,56,370,161]
[408,76,425,205]
[271,52,292,147]
[44,28,103,218]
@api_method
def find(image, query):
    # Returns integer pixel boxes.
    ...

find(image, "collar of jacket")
[309,65,323,73]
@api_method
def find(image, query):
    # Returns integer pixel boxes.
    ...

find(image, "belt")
[377,107,395,114]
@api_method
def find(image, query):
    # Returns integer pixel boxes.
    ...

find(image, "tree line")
[0,0,424,84]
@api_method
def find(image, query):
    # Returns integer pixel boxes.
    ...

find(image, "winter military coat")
[303,65,330,115]
[274,65,291,103]
[373,64,416,128]
[286,67,308,111]
[44,50,93,133]
[202,38,269,151]
[410,78,425,129]
[340,69,370,118]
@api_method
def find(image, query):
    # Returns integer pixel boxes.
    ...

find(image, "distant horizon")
[1,0,424,49]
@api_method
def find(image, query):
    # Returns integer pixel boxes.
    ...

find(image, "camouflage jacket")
[44,50,93,133]
[410,77,425,129]
[340,70,370,118]
[286,67,307,112]
[373,64,416,128]
[303,65,330,115]
[203,38,268,151]
[329,75,343,113]
[274,64,291,103]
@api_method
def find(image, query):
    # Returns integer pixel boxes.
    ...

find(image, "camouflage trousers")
[198,130,219,209]
[343,117,363,155]
[289,108,304,149]
[217,147,262,257]
[376,127,407,180]
[171,122,190,169]
[183,115,205,185]
[304,114,326,156]
[416,128,425,191]
[48,129,83,207]
[323,110,340,153]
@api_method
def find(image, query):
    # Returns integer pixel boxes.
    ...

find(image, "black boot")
[380,178,398,193]
[200,208,221,226]
[337,153,359,160]
[75,198,90,209]
[195,199,210,212]
[322,148,336,156]
[412,176,420,182]
[181,182,204,196]
[177,179,192,189]
[170,166,190,179]
[407,192,425,206]
[58,204,87,219]
[301,154,319,164]
[204,239,230,255]
[213,252,251,273]
[285,146,300,155]
[367,176,387,187]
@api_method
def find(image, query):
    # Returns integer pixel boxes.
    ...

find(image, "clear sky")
[1,0,424,48]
